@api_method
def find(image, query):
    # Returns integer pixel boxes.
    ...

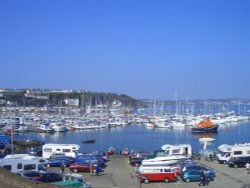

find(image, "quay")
[80,155,250,188]
[0,154,250,188]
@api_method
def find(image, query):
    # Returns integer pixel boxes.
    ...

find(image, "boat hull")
[191,125,219,133]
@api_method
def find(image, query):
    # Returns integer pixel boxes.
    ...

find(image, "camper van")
[217,143,250,164]
[0,154,46,173]
[137,165,177,184]
[42,144,80,159]
[161,144,192,157]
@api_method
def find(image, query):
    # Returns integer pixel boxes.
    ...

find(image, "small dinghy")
[82,139,95,144]
[199,137,215,142]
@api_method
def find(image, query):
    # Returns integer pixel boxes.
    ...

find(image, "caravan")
[42,144,80,159]
[0,154,46,173]
[161,144,192,157]
[217,143,250,164]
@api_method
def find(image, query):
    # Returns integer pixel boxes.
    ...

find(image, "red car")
[69,162,94,173]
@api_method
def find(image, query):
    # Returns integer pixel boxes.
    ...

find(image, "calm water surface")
[14,121,250,153]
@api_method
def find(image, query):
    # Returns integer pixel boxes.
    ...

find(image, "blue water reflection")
[14,121,250,153]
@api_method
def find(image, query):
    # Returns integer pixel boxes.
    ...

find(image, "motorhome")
[161,144,192,157]
[217,143,250,164]
[42,143,80,159]
[137,165,177,184]
[0,154,46,173]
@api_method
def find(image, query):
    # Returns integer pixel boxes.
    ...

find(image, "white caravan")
[42,143,80,159]
[161,144,192,157]
[217,143,250,164]
[0,154,46,173]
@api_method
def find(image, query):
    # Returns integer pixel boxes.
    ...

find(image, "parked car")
[75,154,105,167]
[180,164,215,177]
[129,157,145,167]
[64,173,92,188]
[47,158,71,167]
[17,170,41,179]
[33,172,62,182]
[50,153,75,164]
[69,162,96,173]
[180,169,215,183]
[228,156,250,168]
[137,165,177,184]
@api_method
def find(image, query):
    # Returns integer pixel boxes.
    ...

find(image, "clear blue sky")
[0,0,249,100]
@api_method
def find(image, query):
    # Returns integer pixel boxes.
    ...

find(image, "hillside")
[0,89,144,108]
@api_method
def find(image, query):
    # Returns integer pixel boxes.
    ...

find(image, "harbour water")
[13,121,250,153]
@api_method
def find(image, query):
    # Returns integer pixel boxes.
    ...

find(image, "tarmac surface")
[1,154,250,188]
[71,155,250,188]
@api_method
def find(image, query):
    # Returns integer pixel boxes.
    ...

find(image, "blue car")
[75,154,105,167]
[47,158,70,167]
[181,169,215,183]
[180,164,215,177]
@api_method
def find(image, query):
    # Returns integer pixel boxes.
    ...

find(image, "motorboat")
[37,123,54,133]
[141,150,188,166]
[141,155,188,166]
[199,137,215,142]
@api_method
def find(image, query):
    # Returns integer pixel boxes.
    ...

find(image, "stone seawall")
[0,167,63,188]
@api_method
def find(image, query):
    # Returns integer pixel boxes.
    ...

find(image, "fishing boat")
[191,118,219,133]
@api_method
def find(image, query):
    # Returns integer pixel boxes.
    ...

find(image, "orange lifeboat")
[191,118,219,133]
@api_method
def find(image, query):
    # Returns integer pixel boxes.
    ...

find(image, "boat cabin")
[42,143,80,159]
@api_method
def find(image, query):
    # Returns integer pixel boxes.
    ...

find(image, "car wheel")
[234,164,238,168]
[74,169,78,173]
[135,163,139,167]
[209,177,214,181]
[144,179,149,184]
[186,178,191,183]
[223,161,227,164]
[47,164,50,167]
[164,178,170,183]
